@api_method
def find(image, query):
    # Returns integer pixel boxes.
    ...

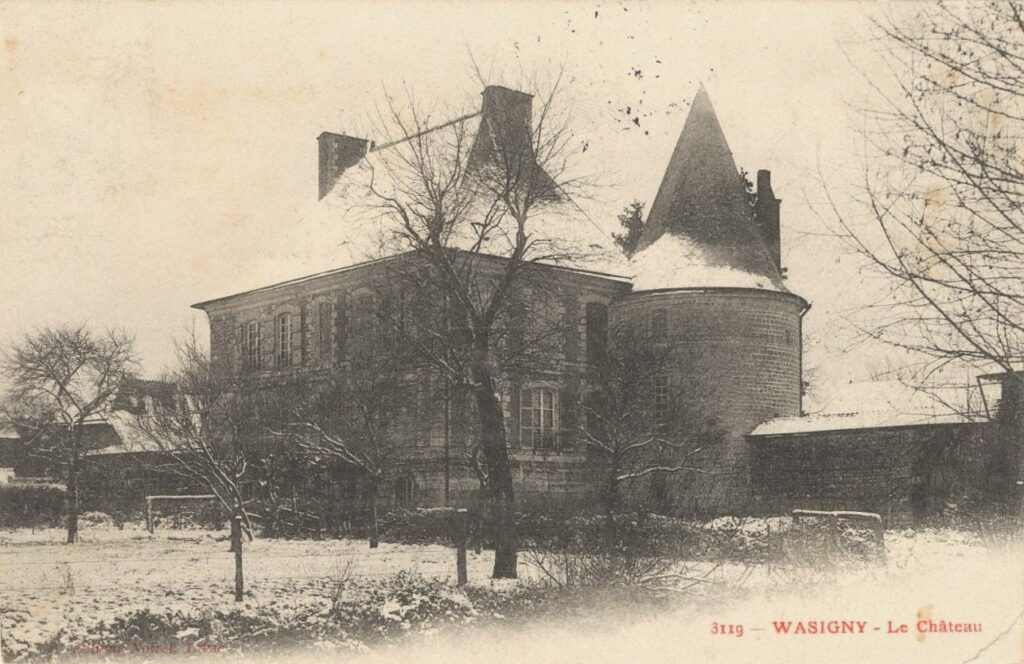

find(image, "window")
[653,374,670,427]
[351,294,374,356]
[652,308,668,339]
[246,321,261,369]
[585,302,608,366]
[395,475,415,508]
[277,312,292,367]
[520,387,559,450]
[379,291,407,353]
[318,301,332,358]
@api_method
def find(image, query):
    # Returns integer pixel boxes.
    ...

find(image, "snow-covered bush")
[78,511,114,527]
[331,571,477,638]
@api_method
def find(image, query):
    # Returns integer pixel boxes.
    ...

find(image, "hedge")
[0,482,65,528]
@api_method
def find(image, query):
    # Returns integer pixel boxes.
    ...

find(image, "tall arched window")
[246,320,260,369]
[585,302,608,366]
[317,301,332,359]
[276,312,292,367]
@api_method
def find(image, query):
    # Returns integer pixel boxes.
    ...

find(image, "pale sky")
[0,1,897,403]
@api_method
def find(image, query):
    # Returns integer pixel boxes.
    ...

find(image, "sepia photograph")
[1,2,1023,662]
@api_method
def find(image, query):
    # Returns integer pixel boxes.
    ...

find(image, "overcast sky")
[1,1,900,403]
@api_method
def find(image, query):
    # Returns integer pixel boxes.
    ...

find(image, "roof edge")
[192,249,632,311]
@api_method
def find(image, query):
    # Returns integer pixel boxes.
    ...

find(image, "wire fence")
[0,535,490,594]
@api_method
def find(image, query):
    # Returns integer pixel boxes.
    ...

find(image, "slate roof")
[630,86,789,293]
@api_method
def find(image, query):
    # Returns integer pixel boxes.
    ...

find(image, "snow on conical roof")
[630,86,788,293]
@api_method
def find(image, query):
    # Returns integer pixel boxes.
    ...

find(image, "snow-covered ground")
[2,524,1021,663]
[349,528,1024,664]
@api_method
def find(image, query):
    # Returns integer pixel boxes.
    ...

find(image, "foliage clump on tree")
[612,200,645,257]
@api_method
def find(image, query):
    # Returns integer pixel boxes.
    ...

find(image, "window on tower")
[653,374,670,427]
[652,308,668,339]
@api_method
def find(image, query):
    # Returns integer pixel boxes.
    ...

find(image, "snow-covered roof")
[194,86,630,308]
[749,410,974,437]
[630,86,789,294]
[0,423,19,440]
[87,411,166,456]
[629,233,784,293]
[750,379,984,437]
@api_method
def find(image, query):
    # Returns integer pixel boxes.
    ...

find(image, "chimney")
[480,86,534,157]
[317,132,371,200]
[754,169,781,271]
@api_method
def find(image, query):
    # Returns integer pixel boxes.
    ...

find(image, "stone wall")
[748,422,992,522]
[609,288,806,514]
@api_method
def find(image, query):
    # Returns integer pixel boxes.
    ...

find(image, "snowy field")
[1,523,1021,663]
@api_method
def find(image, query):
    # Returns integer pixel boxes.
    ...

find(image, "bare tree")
[136,333,260,540]
[354,75,595,578]
[1,324,136,543]
[271,349,410,549]
[823,2,1024,503]
[577,321,723,543]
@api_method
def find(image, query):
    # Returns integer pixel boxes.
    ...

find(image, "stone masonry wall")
[609,289,805,515]
[749,422,992,522]
[199,255,629,512]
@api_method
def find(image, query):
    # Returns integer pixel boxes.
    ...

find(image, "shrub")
[331,571,477,638]
[0,482,65,528]
[79,511,114,527]
[24,598,363,660]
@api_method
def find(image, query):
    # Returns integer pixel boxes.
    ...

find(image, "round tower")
[609,86,808,514]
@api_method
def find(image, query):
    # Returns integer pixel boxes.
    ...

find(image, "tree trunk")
[470,362,517,579]
[65,428,83,544]
[65,476,80,544]
[603,471,619,550]
[367,482,379,549]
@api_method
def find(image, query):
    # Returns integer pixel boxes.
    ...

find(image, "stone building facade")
[190,84,1012,520]
[192,84,809,516]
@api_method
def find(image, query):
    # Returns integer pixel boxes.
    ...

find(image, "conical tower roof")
[630,86,788,293]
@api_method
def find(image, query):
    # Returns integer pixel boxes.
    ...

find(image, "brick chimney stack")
[317,132,371,200]
[480,86,534,157]
[754,169,781,271]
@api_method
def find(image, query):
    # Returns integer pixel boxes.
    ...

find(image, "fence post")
[145,497,154,534]
[231,516,244,602]
[450,508,469,586]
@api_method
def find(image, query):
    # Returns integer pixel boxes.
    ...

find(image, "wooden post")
[231,516,244,602]
[451,508,469,586]
[146,497,154,534]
